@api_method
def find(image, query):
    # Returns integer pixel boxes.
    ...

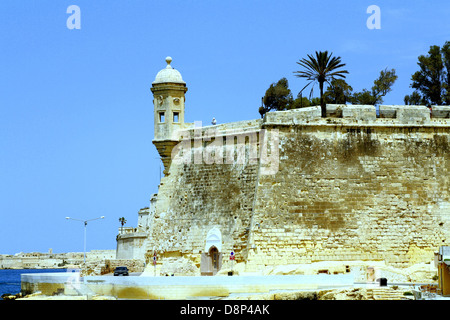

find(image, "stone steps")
[370,288,406,300]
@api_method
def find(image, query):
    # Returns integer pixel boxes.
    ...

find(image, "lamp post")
[65,216,104,263]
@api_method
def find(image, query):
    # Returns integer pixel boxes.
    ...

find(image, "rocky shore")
[0,250,115,269]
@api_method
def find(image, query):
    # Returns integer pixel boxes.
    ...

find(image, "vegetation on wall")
[294,51,349,117]
[404,41,450,106]
[258,42,450,116]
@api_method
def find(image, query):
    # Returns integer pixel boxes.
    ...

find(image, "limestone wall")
[144,105,450,271]
[146,159,258,266]
[247,123,450,270]
[104,259,145,273]
[116,232,147,260]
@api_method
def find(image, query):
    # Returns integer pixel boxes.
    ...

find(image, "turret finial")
[165,56,173,68]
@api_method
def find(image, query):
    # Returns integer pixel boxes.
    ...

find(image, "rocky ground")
[140,259,439,283]
[77,256,439,284]
[5,259,439,300]
[222,287,415,300]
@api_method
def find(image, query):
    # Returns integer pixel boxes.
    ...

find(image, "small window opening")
[173,112,179,123]
[159,112,165,123]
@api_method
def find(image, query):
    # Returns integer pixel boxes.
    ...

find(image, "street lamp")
[65,216,105,263]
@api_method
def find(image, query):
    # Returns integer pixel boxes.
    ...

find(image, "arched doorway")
[201,245,222,276]
[209,246,219,274]
[200,228,223,276]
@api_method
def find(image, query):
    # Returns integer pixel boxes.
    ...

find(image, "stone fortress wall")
[137,102,450,273]
[116,57,450,275]
[248,104,450,271]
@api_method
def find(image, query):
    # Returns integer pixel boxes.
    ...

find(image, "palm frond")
[294,50,349,116]
[294,51,348,84]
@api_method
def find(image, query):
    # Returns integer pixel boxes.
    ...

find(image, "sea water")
[0,269,67,299]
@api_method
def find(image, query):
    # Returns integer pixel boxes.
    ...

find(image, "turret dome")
[152,57,185,84]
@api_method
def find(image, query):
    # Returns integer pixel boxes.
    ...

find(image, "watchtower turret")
[151,57,187,175]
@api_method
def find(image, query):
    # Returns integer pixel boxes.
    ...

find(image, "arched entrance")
[201,245,222,276]
[200,228,223,276]
[209,246,220,274]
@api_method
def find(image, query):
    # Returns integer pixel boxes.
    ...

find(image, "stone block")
[431,106,450,118]
[326,104,345,117]
[396,105,430,124]
[264,106,321,125]
[292,106,321,123]
[342,105,376,121]
[379,105,399,118]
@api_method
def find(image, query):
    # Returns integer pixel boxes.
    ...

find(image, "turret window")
[159,112,165,123]
[173,112,179,123]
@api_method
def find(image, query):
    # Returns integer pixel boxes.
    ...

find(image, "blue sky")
[0,1,449,255]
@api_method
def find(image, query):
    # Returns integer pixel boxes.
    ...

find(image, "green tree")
[442,41,450,104]
[404,91,426,105]
[290,93,312,109]
[351,68,398,105]
[350,89,375,105]
[259,78,293,117]
[310,97,321,106]
[294,51,349,117]
[323,79,354,104]
[406,42,450,105]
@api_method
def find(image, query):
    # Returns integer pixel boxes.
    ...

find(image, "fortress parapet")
[149,56,450,178]
[264,104,450,127]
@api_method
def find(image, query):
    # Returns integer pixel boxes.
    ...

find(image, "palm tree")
[119,217,127,234]
[294,51,349,117]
